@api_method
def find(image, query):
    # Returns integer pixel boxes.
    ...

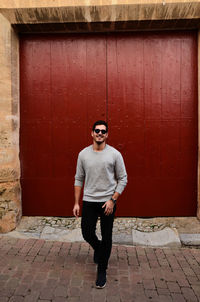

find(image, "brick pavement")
[0,236,200,302]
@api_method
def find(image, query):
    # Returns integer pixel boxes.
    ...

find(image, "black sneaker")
[96,270,106,289]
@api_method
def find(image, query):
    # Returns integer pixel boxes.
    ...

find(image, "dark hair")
[92,120,108,132]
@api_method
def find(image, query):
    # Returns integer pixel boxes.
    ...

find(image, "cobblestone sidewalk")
[0,236,200,302]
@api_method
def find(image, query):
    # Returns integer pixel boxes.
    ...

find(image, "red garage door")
[20,32,198,217]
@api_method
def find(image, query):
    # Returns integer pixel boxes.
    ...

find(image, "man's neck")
[93,142,106,152]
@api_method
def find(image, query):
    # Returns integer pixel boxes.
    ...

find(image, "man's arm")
[73,186,82,218]
[115,152,128,194]
[103,152,127,215]
[73,153,85,218]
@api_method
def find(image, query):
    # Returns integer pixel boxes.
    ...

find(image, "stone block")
[113,233,133,245]
[40,226,84,242]
[0,164,20,182]
[0,181,21,233]
[132,227,181,247]
[179,234,200,246]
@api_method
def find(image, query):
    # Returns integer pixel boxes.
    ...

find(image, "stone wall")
[0,13,21,233]
[1,1,200,32]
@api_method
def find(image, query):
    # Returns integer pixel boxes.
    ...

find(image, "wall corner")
[0,13,21,233]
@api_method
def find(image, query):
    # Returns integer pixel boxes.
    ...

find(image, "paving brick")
[54,285,68,297]
[34,271,49,281]
[9,296,25,302]
[167,281,181,293]
[136,246,146,256]
[31,273,46,288]
[143,279,156,290]
[154,277,168,289]
[157,288,171,295]
[149,260,160,268]
[18,239,36,255]
[52,298,69,302]
[27,240,45,257]
[0,286,16,298]
[166,256,181,270]
[106,295,121,302]
[14,284,31,296]
[181,287,198,301]
[174,270,190,287]
[68,286,81,297]
[0,298,9,302]
[23,290,40,302]
[33,255,46,263]
[39,286,55,300]
[157,295,173,301]
[79,288,93,301]
[181,267,196,277]
[144,289,159,300]
[71,276,84,287]
[187,276,200,285]
[128,255,139,266]
[191,284,200,299]
[106,284,120,296]
[171,293,186,301]
[129,273,142,285]
[141,268,154,280]
[119,284,133,298]
[162,270,177,282]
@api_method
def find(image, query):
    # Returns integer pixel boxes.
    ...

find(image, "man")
[73,120,127,289]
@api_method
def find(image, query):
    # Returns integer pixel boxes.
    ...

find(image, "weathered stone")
[113,233,133,245]
[0,13,20,233]
[180,234,200,246]
[0,181,21,233]
[0,166,20,182]
[1,1,200,25]
[132,228,181,247]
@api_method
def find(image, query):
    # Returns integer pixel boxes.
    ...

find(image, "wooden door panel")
[20,34,107,216]
[107,32,198,216]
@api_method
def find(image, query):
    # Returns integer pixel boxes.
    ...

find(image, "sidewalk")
[2,217,200,247]
[0,235,200,302]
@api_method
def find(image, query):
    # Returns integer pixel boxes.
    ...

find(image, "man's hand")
[102,200,114,216]
[73,204,80,218]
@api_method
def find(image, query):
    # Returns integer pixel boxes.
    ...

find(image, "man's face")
[91,125,108,145]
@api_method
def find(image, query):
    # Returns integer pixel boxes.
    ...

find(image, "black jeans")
[81,201,116,271]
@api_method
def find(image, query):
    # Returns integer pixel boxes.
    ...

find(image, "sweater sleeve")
[115,152,128,194]
[74,153,85,187]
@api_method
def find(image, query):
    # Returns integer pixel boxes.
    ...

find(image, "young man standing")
[73,120,127,288]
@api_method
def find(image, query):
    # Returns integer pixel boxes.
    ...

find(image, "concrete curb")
[1,227,200,247]
[179,234,200,246]
[131,227,182,247]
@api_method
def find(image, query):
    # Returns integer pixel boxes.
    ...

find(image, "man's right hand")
[73,204,80,218]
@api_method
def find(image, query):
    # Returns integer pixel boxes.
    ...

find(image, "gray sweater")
[74,144,127,202]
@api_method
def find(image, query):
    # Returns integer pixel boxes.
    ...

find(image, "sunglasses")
[94,129,107,134]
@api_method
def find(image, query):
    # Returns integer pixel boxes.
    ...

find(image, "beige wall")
[0,0,199,232]
[1,1,200,29]
[0,0,199,8]
[198,31,200,220]
[0,13,21,233]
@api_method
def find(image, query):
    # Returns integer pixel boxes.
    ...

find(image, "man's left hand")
[102,200,114,216]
